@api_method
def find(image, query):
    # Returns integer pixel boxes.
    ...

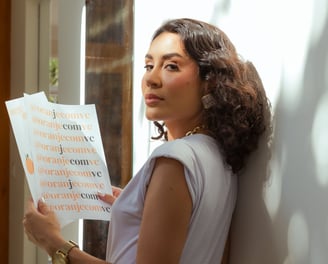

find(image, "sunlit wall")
[133,0,328,263]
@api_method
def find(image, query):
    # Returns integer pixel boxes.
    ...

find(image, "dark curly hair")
[151,18,271,174]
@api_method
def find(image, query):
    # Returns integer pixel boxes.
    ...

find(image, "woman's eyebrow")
[162,53,184,60]
[145,52,184,60]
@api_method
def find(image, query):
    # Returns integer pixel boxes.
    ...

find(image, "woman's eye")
[165,63,179,71]
[144,64,153,71]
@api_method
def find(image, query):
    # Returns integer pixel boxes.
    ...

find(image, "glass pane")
[49,0,59,102]
[83,0,133,259]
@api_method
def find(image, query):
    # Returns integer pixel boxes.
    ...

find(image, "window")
[83,0,133,258]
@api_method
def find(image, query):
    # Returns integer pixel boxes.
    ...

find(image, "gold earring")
[201,94,216,109]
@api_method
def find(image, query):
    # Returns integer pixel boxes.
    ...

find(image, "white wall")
[133,0,328,263]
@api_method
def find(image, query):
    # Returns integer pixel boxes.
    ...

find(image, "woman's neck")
[166,123,205,141]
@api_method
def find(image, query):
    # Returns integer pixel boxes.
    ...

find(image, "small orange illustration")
[25,154,34,174]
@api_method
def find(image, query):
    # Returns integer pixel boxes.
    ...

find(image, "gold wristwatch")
[52,240,79,264]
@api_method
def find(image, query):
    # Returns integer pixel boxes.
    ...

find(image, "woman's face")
[142,32,205,133]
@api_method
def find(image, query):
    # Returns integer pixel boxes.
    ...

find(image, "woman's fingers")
[98,192,117,205]
[23,197,62,253]
[37,198,50,214]
[112,186,122,197]
[98,186,123,205]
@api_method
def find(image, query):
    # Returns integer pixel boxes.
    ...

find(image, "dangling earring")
[201,94,216,109]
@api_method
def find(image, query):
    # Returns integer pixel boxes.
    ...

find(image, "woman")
[24,18,270,263]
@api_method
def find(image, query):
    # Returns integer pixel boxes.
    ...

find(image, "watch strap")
[55,240,79,260]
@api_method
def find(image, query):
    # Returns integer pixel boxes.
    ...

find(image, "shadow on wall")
[229,9,328,264]
[229,88,280,263]
[270,11,328,264]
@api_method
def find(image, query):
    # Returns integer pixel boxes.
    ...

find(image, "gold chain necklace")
[185,126,204,136]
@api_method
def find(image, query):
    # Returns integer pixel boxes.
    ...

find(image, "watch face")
[52,252,68,264]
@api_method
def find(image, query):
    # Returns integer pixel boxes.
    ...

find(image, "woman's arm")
[136,157,192,264]
[221,231,231,264]
[67,247,111,264]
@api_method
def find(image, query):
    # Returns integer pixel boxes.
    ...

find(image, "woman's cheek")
[164,75,188,90]
[141,78,147,94]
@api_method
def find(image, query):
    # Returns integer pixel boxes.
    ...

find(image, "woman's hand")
[23,198,112,264]
[23,198,66,256]
[98,186,123,205]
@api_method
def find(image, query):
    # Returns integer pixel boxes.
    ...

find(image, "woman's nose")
[144,69,161,88]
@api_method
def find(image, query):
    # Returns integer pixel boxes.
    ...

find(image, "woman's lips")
[144,94,164,106]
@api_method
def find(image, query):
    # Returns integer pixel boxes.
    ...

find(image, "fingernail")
[41,197,46,203]
[97,190,105,197]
